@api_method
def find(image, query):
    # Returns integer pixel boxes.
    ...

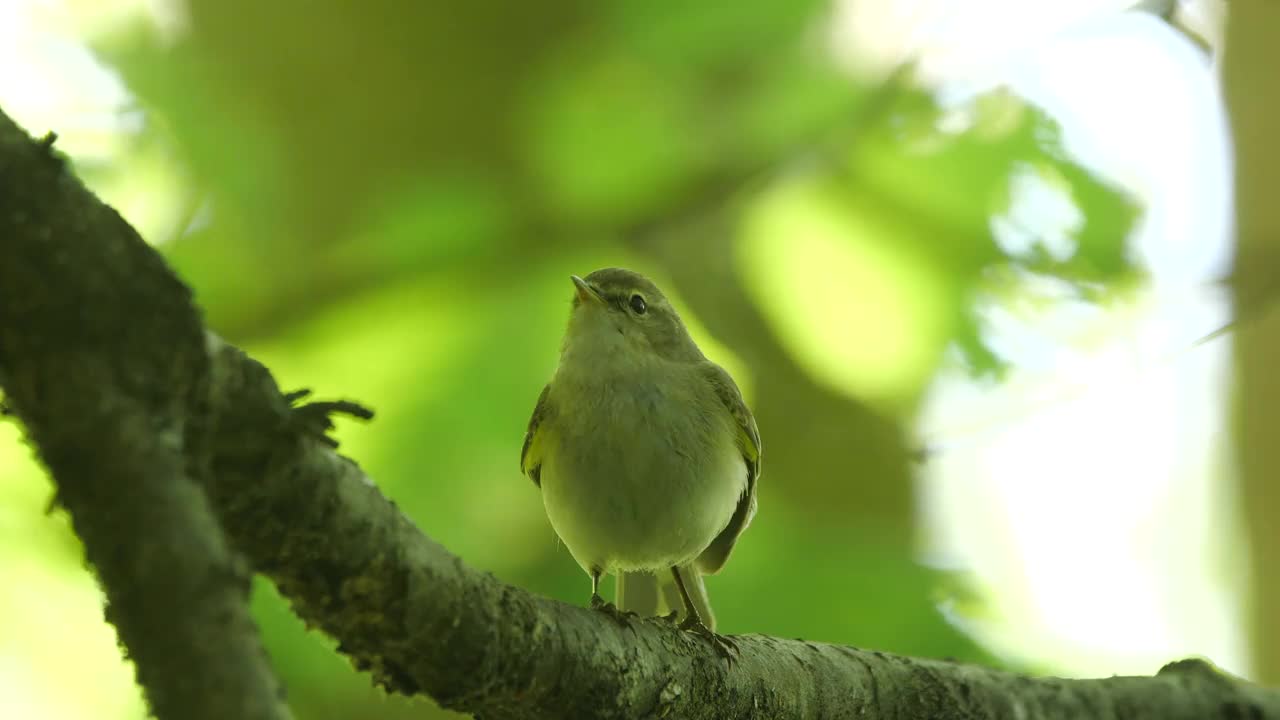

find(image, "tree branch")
[194,338,1274,717]
[1223,0,1280,688]
[2,100,1277,718]
[0,109,289,719]
[197,337,1276,720]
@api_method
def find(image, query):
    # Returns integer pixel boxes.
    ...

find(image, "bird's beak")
[571,275,604,306]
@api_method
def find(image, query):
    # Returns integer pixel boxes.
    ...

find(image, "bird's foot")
[590,593,638,627]
[658,609,680,624]
[679,616,740,666]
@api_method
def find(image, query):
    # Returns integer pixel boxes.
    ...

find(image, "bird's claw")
[678,616,740,666]
[590,593,638,627]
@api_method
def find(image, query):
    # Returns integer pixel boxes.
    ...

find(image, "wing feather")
[695,363,761,574]
[520,384,552,487]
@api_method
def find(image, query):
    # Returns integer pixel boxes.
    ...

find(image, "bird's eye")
[629,293,647,315]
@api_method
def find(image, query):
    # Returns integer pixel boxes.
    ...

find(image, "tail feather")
[617,565,716,631]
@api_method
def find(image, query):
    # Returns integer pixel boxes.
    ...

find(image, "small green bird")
[521,268,761,656]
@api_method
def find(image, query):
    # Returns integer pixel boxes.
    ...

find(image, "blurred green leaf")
[606,0,826,71]
[521,43,705,222]
[743,84,1142,383]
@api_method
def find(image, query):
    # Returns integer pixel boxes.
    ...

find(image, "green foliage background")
[1,1,1142,717]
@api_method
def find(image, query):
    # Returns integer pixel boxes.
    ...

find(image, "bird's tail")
[616,564,716,632]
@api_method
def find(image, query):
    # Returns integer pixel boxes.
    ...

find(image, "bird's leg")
[589,567,636,627]
[588,567,607,608]
[670,567,739,665]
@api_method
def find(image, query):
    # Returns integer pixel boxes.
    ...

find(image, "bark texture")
[202,339,1280,720]
[1,98,1277,719]
[0,114,290,718]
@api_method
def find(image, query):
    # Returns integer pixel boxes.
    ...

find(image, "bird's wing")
[520,384,552,487]
[695,362,761,575]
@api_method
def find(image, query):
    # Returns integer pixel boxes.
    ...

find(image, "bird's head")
[562,267,702,364]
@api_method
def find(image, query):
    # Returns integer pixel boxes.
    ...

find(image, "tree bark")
[197,338,1280,720]
[0,117,290,717]
[1223,0,1280,688]
[1,100,1276,718]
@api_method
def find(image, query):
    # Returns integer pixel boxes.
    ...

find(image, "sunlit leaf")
[740,177,956,410]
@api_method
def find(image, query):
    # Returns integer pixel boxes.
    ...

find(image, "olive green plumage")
[521,268,760,637]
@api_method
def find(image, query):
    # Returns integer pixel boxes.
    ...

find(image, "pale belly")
[540,373,747,575]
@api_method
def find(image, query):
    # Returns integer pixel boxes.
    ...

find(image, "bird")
[520,267,761,658]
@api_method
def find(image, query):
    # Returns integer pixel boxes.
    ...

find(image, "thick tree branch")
[199,337,1275,720]
[0,111,289,719]
[1,100,1277,718]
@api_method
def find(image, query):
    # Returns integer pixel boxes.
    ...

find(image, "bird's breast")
[539,360,746,574]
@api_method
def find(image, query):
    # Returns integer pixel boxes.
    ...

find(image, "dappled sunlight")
[739,179,950,409]
[0,0,194,244]
[921,289,1242,675]
[917,6,1240,677]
